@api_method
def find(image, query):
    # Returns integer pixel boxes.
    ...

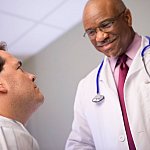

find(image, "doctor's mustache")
[96,35,118,47]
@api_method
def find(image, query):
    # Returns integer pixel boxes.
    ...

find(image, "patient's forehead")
[0,50,18,64]
[0,50,11,59]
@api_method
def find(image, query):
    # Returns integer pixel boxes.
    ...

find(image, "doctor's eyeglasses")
[83,9,126,39]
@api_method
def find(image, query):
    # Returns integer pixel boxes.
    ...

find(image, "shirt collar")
[108,33,142,71]
[126,33,142,60]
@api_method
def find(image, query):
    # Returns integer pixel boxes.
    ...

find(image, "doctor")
[66,0,150,149]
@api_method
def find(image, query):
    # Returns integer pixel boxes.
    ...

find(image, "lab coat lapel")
[99,57,118,95]
[127,37,150,79]
[126,50,142,79]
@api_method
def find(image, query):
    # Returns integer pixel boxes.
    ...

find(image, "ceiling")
[0,0,87,60]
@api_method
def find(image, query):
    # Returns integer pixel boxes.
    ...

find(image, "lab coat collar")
[127,36,150,79]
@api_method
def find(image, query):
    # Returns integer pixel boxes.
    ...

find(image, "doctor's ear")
[0,82,7,93]
[123,9,132,27]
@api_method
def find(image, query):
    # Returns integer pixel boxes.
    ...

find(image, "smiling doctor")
[65,0,150,149]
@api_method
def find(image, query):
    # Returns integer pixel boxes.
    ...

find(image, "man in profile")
[0,41,44,150]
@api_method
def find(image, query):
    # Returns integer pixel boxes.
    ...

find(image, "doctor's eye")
[86,29,96,36]
[100,20,114,29]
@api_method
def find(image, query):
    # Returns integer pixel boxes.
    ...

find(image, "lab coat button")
[119,135,125,142]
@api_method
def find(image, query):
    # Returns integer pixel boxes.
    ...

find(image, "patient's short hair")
[0,41,7,51]
[0,41,7,72]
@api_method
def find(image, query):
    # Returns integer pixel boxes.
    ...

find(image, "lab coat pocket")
[142,79,150,99]
[140,80,150,128]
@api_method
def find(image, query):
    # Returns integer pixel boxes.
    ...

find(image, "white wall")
[123,0,150,36]
[24,23,102,150]
[23,1,150,150]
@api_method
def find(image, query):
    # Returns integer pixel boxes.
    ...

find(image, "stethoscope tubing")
[141,36,150,57]
[96,60,104,94]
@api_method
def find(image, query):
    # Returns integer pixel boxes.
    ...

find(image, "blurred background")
[0,0,150,149]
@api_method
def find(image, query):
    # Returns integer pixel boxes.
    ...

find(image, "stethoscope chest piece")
[92,94,105,103]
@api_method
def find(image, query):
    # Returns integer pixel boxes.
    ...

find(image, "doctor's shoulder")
[77,64,101,88]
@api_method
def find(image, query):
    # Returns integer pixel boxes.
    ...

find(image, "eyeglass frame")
[83,8,126,38]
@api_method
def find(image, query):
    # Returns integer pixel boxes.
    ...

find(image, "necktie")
[117,54,136,150]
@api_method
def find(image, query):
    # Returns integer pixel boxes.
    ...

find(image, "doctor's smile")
[96,36,118,53]
[96,35,117,47]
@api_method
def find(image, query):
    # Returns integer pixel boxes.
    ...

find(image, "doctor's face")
[83,0,134,57]
[0,51,44,115]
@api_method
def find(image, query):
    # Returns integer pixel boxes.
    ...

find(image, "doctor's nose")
[95,29,108,42]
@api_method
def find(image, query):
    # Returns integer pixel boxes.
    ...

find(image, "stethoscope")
[92,36,150,103]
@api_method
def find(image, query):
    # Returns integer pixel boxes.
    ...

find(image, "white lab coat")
[66,36,150,150]
[0,116,39,150]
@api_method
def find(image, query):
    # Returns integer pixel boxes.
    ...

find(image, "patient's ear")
[0,82,7,93]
